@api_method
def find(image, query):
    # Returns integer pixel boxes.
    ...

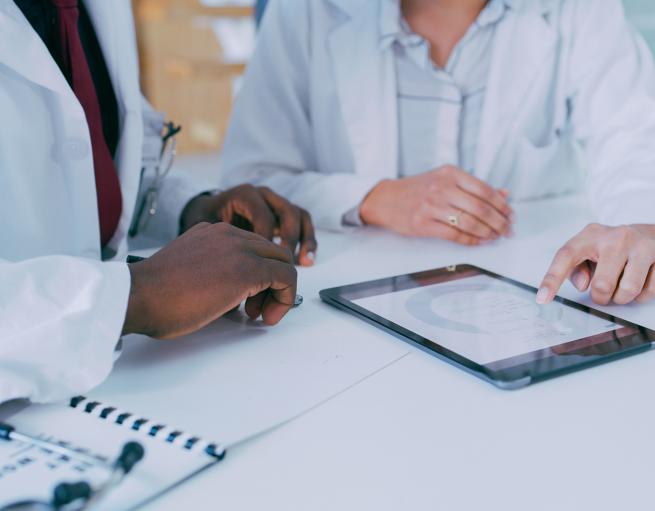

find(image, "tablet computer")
[320,264,655,389]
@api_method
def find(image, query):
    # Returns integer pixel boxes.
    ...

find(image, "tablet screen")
[351,273,624,365]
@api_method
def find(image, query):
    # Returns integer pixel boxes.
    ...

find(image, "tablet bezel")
[319,264,655,389]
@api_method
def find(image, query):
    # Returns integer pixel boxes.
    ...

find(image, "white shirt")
[344,0,507,224]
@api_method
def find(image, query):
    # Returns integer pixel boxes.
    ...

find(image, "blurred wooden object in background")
[132,0,254,154]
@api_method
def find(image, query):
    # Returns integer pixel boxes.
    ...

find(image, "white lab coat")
[220,0,655,231]
[0,1,206,404]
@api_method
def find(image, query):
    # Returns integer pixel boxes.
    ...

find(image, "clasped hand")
[360,165,513,244]
[123,185,316,339]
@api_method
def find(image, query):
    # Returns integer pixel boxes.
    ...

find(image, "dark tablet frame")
[319,264,655,389]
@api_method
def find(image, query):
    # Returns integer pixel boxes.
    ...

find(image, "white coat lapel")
[328,0,398,179]
[83,0,142,171]
[475,1,558,180]
[84,0,144,252]
[0,2,72,97]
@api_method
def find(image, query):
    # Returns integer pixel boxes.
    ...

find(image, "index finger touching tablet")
[537,245,583,304]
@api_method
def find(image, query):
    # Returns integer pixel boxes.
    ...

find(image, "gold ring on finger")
[447,211,462,228]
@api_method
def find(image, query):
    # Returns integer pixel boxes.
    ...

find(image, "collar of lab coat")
[0,1,140,119]
[0,1,72,97]
[327,0,558,180]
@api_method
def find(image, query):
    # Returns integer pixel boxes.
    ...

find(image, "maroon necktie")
[51,0,123,247]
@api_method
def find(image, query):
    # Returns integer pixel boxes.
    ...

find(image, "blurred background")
[131,0,655,155]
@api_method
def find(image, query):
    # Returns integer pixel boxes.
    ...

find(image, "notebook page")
[87,301,409,446]
[0,404,215,510]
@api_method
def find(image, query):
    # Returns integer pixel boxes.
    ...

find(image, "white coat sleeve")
[218,0,381,231]
[567,0,655,226]
[0,256,130,405]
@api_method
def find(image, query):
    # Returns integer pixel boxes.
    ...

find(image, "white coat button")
[66,138,91,160]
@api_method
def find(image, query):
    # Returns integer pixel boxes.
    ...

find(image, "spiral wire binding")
[69,396,226,460]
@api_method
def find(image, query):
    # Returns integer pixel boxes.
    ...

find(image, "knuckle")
[612,226,635,245]
[592,279,613,294]
[585,222,602,234]
[214,221,232,233]
[191,221,212,231]
[440,166,458,181]
[542,273,560,285]
[555,244,576,262]
[619,280,641,296]
[428,182,441,193]
[287,210,302,226]
[238,183,256,194]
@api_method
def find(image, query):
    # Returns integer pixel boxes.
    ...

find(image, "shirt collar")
[379,0,510,50]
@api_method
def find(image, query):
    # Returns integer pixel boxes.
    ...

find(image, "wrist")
[122,262,153,336]
[360,180,393,226]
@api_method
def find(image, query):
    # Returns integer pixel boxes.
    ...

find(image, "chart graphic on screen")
[353,275,621,365]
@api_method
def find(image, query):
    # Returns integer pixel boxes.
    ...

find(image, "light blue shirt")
[345,0,507,225]
[383,0,507,176]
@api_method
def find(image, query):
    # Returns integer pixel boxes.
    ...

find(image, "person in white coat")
[220,0,655,307]
[0,0,318,406]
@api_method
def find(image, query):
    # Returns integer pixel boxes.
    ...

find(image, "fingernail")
[536,287,550,304]
[572,272,587,291]
[306,251,315,262]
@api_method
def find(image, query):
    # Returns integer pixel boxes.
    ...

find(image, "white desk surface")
[132,192,655,511]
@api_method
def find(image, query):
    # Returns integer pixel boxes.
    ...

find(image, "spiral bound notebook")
[0,396,224,510]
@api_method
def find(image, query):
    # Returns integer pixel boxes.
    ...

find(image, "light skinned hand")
[359,165,514,245]
[181,185,317,267]
[122,222,297,339]
[537,223,655,306]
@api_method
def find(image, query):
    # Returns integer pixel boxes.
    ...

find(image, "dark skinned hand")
[181,185,317,267]
[122,222,297,339]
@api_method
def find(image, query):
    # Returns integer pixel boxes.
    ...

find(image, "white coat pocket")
[509,136,584,201]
